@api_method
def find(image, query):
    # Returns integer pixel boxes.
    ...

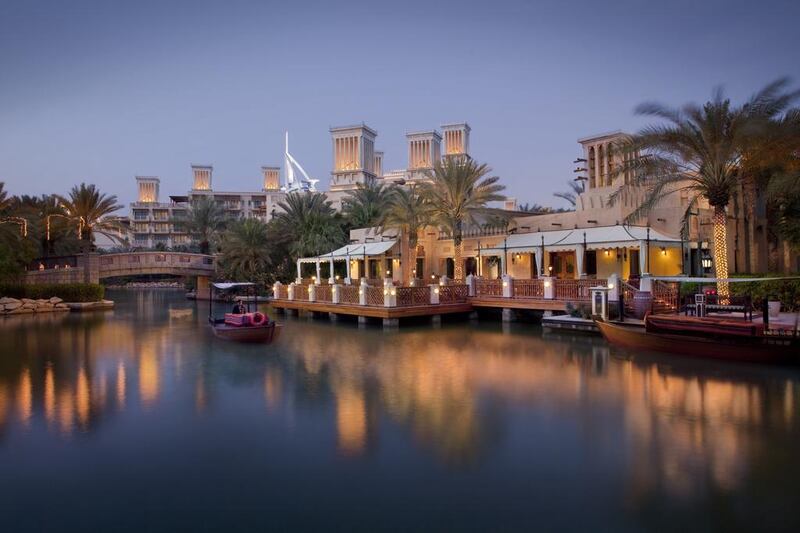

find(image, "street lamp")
[701,251,713,272]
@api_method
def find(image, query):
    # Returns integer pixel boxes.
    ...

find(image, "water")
[0,290,799,532]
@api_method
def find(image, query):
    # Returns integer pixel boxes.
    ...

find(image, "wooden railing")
[475,279,502,297]
[340,286,360,305]
[316,284,332,303]
[396,286,431,306]
[365,286,384,306]
[275,285,288,300]
[652,280,679,314]
[513,279,544,299]
[620,281,638,316]
[554,279,606,301]
[295,286,309,301]
[439,284,469,304]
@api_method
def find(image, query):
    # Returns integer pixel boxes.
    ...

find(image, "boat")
[208,282,283,343]
[597,314,799,365]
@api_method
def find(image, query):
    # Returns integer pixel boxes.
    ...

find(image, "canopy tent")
[296,240,398,282]
[480,225,681,255]
[297,240,397,264]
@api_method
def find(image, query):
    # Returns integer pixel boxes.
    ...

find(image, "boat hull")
[596,320,798,365]
[211,322,283,343]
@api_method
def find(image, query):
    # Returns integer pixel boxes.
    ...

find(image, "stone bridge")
[26,252,216,284]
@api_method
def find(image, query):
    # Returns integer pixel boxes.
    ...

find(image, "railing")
[340,286,360,305]
[275,285,288,300]
[316,284,332,303]
[364,286,384,306]
[652,280,679,314]
[295,287,309,301]
[439,284,469,303]
[513,279,544,299]
[475,278,502,297]
[620,281,638,316]
[554,279,606,301]
[396,286,431,306]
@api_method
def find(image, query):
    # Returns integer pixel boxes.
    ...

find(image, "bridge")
[25,252,216,285]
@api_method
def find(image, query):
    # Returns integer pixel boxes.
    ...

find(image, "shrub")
[0,283,105,302]
[730,276,800,312]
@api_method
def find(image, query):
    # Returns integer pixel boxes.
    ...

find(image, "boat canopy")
[480,225,682,255]
[297,240,397,264]
[212,282,256,290]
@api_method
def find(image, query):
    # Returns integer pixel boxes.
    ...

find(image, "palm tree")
[342,180,392,228]
[0,182,9,213]
[220,218,272,282]
[13,194,76,256]
[610,80,800,299]
[378,185,432,283]
[553,179,585,208]
[421,158,505,280]
[57,183,124,282]
[274,192,346,259]
[176,196,227,254]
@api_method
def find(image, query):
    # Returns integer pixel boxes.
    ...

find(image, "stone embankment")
[0,296,70,315]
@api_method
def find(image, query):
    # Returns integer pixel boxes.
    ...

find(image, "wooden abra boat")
[597,314,799,365]
[208,282,282,344]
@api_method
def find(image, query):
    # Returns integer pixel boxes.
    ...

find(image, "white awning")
[481,225,681,255]
[298,240,397,263]
[212,282,255,289]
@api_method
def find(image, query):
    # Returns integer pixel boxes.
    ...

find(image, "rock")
[36,299,49,305]
[49,297,63,304]
[4,302,22,311]
[9,307,34,314]
[22,302,36,310]
[21,298,35,304]
[0,297,20,305]
[55,303,69,309]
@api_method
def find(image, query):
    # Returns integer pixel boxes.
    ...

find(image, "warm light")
[312,275,316,280]
[383,289,388,296]
[390,290,396,296]
[434,288,440,294]
[431,274,435,279]
[544,281,551,288]
[386,270,390,275]
[335,275,340,280]
[502,281,508,287]
[660,247,667,256]
[607,283,614,289]
[307,286,312,292]
[604,250,610,257]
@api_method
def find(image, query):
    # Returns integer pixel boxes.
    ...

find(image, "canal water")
[0,290,799,532]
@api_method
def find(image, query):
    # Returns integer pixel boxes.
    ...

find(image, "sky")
[1,0,799,208]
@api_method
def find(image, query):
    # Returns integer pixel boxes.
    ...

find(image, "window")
[586,251,597,276]
[133,210,149,221]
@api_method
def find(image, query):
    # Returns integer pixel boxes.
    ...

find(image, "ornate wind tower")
[441,123,470,158]
[406,130,441,179]
[191,165,213,191]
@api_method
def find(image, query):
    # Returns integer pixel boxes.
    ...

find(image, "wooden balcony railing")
[316,284,332,303]
[513,279,544,299]
[364,286,385,306]
[275,285,288,300]
[475,279,502,297]
[340,286,360,305]
[554,279,607,301]
[439,284,469,303]
[396,286,431,306]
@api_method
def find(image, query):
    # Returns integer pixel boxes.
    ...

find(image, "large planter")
[768,301,781,319]
[633,291,652,319]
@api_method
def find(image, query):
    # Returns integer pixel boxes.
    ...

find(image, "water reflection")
[0,290,798,529]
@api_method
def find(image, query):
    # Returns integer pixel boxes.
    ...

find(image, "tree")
[553,179,585,208]
[421,158,505,280]
[342,180,392,228]
[12,194,78,256]
[219,218,272,282]
[273,192,347,260]
[176,196,227,255]
[57,183,124,282]
[378,185,432,283]
[610,80,800,299]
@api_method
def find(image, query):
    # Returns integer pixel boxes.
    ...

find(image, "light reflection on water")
[0,289,798,531]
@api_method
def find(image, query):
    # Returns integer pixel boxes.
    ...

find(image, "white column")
[296,259,302,282]
[639,240,648,275]
[502,275,513,298]
[576,245,585,278]
[329,258,335,284]
[315,259,321,284]
[542,277,555,299]
[534,252,542,277]
[345,253,352,284]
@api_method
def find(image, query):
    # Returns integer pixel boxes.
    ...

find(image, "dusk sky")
[1,0,798,207]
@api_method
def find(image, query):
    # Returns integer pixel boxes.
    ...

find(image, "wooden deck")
[469,297,567,311]
[271,299,473,318]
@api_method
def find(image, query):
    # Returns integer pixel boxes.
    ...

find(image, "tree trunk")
[82,239,91,284]
[712,205,730,301]
[453,232,463,281]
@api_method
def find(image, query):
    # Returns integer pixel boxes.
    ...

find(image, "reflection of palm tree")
[378,185,432,282]
[611,80,799,299]
[421,158,505,280]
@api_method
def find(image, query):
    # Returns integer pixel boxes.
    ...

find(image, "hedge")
[677,276,800,311]
[0,283,105,302]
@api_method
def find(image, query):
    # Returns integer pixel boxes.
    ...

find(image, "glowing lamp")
[434,288,440,295]
[607,283,614,289]
[390,290,396,296]
[502,281,508,287]
[544,281,551,288]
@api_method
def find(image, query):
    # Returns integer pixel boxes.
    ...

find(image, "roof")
[298,240,397,263]
[212,282,256,290]
[481,225,681,254]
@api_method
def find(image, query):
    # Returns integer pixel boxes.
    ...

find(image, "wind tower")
[262,166,281,191]
[441,122,470,159]
[406,130,441,180]
[135,176,160,203]
[191,165,213,191]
